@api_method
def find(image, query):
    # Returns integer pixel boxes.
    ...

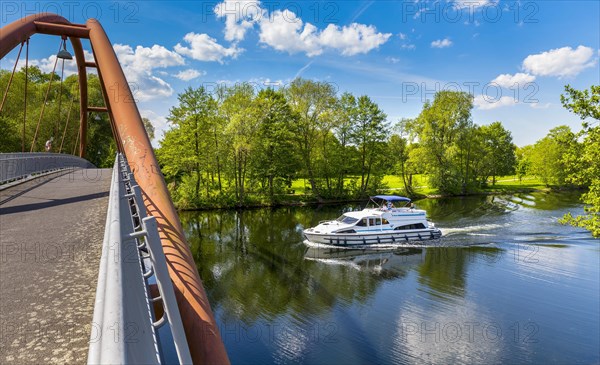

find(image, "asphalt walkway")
[0,168,111,364]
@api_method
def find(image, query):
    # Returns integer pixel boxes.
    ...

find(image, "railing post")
[89,154,193,364]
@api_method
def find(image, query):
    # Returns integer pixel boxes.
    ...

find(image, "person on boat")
[387,201,394,210]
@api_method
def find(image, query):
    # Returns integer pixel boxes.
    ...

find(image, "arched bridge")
[0,14,229,364]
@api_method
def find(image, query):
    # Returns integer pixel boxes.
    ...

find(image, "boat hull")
[303,228,442,246]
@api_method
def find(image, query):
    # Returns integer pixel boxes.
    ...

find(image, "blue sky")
[1,0,599,146]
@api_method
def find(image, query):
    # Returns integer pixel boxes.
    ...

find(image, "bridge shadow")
[142,192,203,292]
[0,170,73,206]
[142,191,225,355]
[0,191,109,215]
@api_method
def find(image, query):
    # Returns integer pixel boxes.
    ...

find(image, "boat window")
[337,229,356,234]
[394,223,426,230]
[337,215,358,225]
[356,218,368,226]
[375,218,382,226]
[369,218,376,226]
[382,218,389,225]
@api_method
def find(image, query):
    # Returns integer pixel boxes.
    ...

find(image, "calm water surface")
[180,192,600,364]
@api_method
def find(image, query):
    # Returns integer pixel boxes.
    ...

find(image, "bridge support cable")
[73,127,80,156]
[0,41,24,113]
[55,36,68,139]
[0,14,228,364]
[88,154,192,364]
[30,39,61,152]
[59,96,74,153]
[23,38,29,152]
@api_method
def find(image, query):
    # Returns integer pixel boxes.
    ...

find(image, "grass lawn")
[481,175,548,192]
[290,174,548,197]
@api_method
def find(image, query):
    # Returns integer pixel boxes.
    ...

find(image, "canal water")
[180,192,599,364]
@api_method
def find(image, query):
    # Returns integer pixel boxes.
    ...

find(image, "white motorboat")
[303,195,442,246]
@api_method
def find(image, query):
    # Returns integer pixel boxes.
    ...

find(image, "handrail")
[2,15,228,363]
[88,153,192,364]
[0,152,94,186]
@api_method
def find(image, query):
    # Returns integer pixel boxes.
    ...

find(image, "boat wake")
[440,223,508,236]
[303,257,363,270]
[302,239,483,250]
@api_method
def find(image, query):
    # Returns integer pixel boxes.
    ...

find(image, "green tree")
[388,133,411,195]
[142,117,155,141]
[0,68,114,166]
[560,85,600,237]
[406,91,476,194]
[252,88,300,200]
[285,78,337,198]
[221,83,257,205]
[331,92,358,196]
[158,86,217,205]
[561,85,600,122]
[477,122,516,185]
[350,95,388,196]
[515,145,533,182]
[528,126,578,186]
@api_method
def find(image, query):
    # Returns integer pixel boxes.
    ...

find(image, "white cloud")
[174,69,205,81]
[530,102,551,109]
[175,32,243,63]
[13,50,96,77]
[258,10,323,56]
[214,0,264,42]
[114,44,185,101]
[398,32,408,40]
[114,44,185,70]
[474,95,517,110]
[319,23,392,56]
[522,45,596,78]
[431,38,453,48]
[453,0,497,9]
[258,10,391,57]
[387,57,401,64]
[491,73,536,88]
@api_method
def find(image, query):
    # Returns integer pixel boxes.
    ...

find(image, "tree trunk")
[214,127,222,192]
[233,152,239,200]
[194,123,200,198]
[401,162,413,196]
[360,143,366,192]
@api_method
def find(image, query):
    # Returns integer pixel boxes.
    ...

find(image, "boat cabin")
[303,195,441,244]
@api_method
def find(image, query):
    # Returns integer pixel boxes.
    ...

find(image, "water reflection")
[304,247,424,278]
[180,192,599,364]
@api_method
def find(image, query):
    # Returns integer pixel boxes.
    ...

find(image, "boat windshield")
[336,215,358,225]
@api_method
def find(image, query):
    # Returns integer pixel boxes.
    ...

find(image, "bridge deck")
[0,168,111,364]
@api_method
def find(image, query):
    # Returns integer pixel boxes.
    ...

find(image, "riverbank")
[175,177,585,211]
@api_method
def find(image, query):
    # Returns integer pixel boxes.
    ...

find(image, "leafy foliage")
[404,91,478,194]
[559,85,600,236]
[0,68,116,167]
[157,79,392,207]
